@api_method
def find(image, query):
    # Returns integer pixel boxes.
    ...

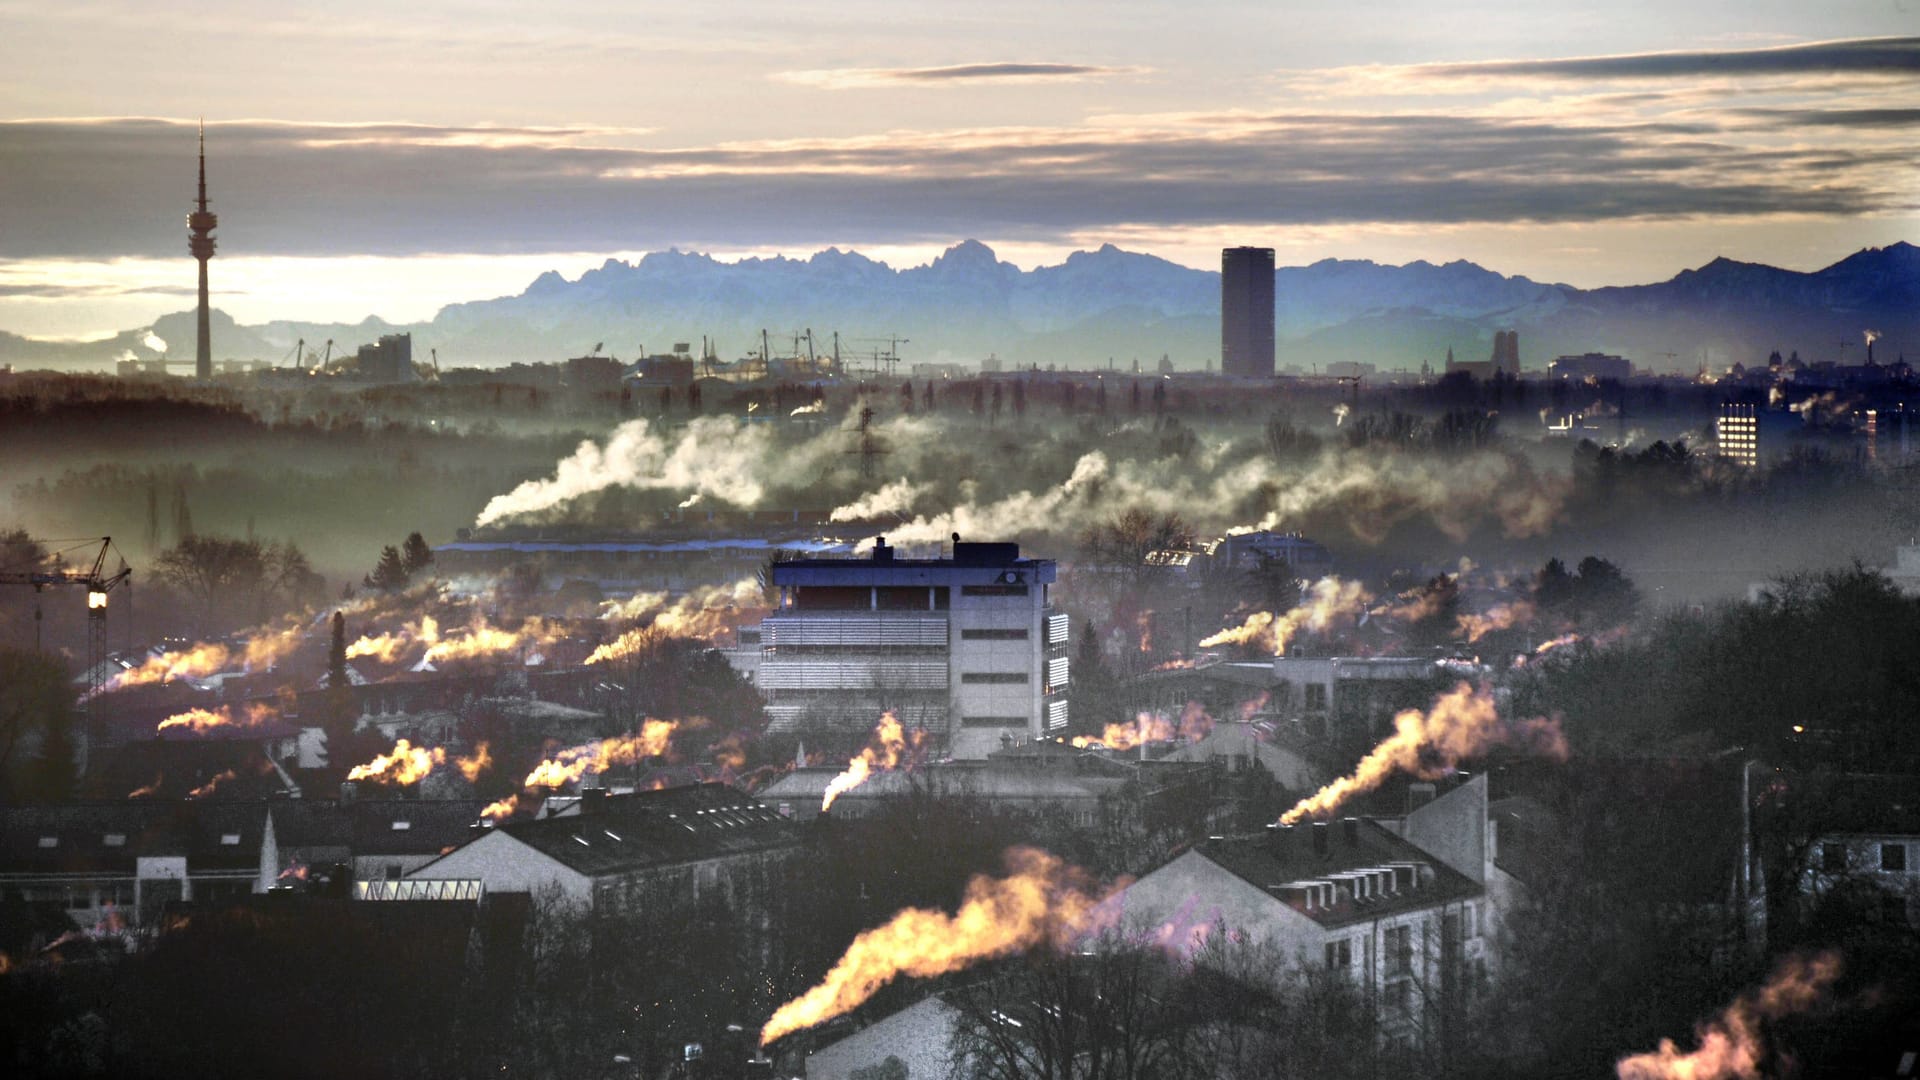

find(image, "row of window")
[1821,840,1908,872]
[959,627,1030,640]
[961,672,1029,685]
[960,715,1030,727]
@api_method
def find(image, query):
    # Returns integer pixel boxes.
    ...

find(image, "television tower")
[187,119,218,379]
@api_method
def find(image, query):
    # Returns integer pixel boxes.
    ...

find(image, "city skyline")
[1,3,1916,337]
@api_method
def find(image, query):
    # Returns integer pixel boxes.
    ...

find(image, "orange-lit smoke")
[1614,951,1842,1080]
[822,711,929,811]
[592,578,767,658]
[100,621,306,694]
[1071,701,1212,751]
[709,732,748,772]
[481,794,521,821]
[128,774,162,799]
[348,739,446,785]
[422,616,562,665]
[187,769,238,800]
[522,720,680,790]
[156,702,278,736]
[1198,577,1371,655]
[1534,632,1581,656]
[1456,600,1535,644]
[457,741,493,782]
[345,614,440,663]
[1278,682,1567,824]
[760,846,1117,1046]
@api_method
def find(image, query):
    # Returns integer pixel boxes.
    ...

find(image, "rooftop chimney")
[1407,782,1437,812]
[581,787,607,815]
[339,781,358,805]
[872,536,893,563]
[1342,816,1360,846]
[1311,821,1329,856]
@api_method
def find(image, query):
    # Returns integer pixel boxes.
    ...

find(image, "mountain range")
[6,240,1917,374]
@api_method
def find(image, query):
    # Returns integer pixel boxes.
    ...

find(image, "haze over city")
[3,3,1917,337]
[1,3,1918,1079]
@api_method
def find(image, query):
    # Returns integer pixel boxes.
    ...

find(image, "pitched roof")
[486,782,801,877]
[0,801,268,875]
[1190,818,1483,929]
[759,763,1124,805]
[351,800,487,856]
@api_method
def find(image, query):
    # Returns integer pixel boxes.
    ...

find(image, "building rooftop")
[1193,818,1482,929]
[483,782,801,877]
[759,763,1126,807]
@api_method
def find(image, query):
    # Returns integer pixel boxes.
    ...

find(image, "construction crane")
[0,536,132,703]
[850,335,909,379]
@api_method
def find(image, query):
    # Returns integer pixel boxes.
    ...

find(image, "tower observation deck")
[187,120,218,380]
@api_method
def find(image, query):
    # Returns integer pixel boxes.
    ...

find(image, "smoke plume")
[822,711,929,811]
[1199,576,1372,654]
[1278,682,1567,824]
[156,703,277,735]
[522,721,680,790]
[1071,701,1212,750]
[760,846,1117,1046]
[1614,951,1842,1080]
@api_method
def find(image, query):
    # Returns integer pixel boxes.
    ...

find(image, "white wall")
[407,830,591,902]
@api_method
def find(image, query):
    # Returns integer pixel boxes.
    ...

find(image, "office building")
[1221,247,1276,378]
[752,539,1068,758]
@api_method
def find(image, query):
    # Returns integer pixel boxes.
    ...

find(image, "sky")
[1,1,1916,339]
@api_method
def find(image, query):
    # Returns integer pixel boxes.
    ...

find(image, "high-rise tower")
[1221,246,1275,378]
[187,119,218,379]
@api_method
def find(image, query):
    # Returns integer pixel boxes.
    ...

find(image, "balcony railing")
[757,658,950,691]
[763,614,949,650]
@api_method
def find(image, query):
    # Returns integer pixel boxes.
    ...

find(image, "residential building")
[1549,353,1633,381]
[1221,247,1276,379]
[1206,530,1334,579]
[351,333,416,383]
[1111,775,1501,1042]
[1269,656,1447,744]
[757,759,1129,825]
[1717,402,1760,467]
[407,783,802,911]
[806,995,962,1080]
[1152,720,1336,796]
[1797,774,1920,928]
[751,539,1068,759]
[0,798,490,931]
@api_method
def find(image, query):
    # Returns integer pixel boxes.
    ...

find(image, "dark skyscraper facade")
[1221,246,1274,378]
[187,121,218,380]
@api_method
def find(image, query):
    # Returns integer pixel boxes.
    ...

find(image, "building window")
[1821,842,1847,873]
[1305,684,1328,710]
[1883,842,1908,872]
[385,864,403,882]
[1464,903,1476,938]
[220,833,241,846]
[1386,925,1413,976]
[1324,938,1351,970]
[961,715,1028,727]
[103,833,126,847]
[960,628,1030,640]
[961,584,1028,597]
[961,672,1029,684]
[37,837,58,848]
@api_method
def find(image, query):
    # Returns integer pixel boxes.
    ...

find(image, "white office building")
[752,539,1068,759]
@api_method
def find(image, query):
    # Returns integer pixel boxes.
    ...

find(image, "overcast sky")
[2,1,1916,338]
